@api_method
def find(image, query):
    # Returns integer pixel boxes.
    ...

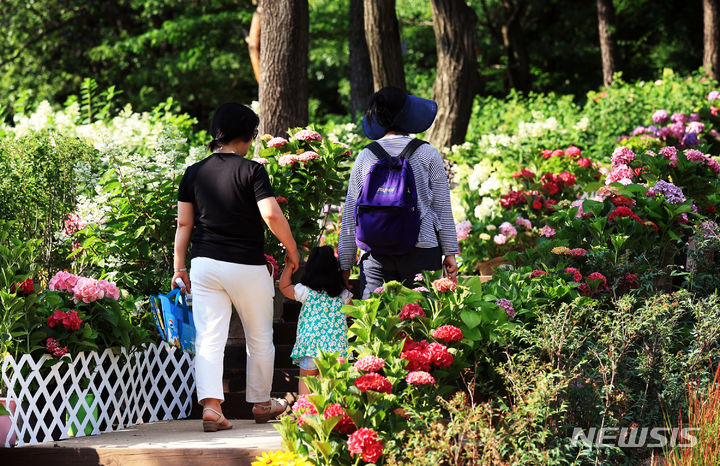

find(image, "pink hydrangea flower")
[455,221,472,240]
[49,271,79,293]
[540,225,556,237]
[72,277,105,303]
[515,216,532,229]
[277,154,297,166]
[373,286,385,294]
[294,129,323,141]
[354,355,386,372]
[493,233,507,245]
[709,91,720,101]
[296,151,320,162]
[432,277,456,292]
[252,157,269,164]
[685,149,706,162]
[605,165,634,185]
[98,279,120,300]
[652,110,669,124]
[413,273,424,282]
[406,371,436,386]
[659,146,679,167]
[62,213,86,236]
[686,121,705,134]
[413,286,430,293]
[399,302,426,320]
[267,137,288,148]
[611,146,636,167]
[499,222,517,238]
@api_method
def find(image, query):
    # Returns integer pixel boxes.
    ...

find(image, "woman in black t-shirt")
[172,103,300,430]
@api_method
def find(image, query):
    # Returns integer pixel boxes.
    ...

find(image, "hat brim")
[362,94,438,140]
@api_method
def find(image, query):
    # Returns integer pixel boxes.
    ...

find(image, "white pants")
[190,257,275,404]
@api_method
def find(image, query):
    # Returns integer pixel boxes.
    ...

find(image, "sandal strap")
[203,407,224,418]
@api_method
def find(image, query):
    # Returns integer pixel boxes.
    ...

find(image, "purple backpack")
[355,139,427,255]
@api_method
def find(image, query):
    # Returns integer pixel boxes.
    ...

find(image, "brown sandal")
[202,407,233,432]
[252,398,289,424]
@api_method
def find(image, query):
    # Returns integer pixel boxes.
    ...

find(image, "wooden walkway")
[2,419,283,465]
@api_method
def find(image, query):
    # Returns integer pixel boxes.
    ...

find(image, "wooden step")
[223,368,300,393]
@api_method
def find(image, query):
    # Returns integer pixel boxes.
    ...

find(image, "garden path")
[3,419,281,465]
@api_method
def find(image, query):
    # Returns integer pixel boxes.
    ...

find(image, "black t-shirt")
[177,153,274,265]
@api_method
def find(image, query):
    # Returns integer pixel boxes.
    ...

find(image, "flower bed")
[1,343,194,447]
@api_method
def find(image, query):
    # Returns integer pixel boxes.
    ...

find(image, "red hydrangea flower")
[610,195,635,207]
[608,206,642,223]
[512,168,535,180]
[355,373,392,394]
[565,267,583,283]
[587,272,609,292]
[578,283,592,296]
[543,182,560,195]
[406,371,436,386]
[47,310,83,330]
[500,190,526,208]
[403,338,428,352]
[425,342,453,368]
[540,172,556,183]
[569,248,587,256]
[401,349,431,371]
[544,199,558,211]
[551,149,565,158]
[324,403,356,434]
[620,273,640,290]
[565,146,582,157]
[432,277,456,292]
[542,149,553,159]
[530,270,548,278]
[399,302,426,320]
[347,427,383,463]
[557,172,576,186]
[532,198,543,209]
[354,355,385,372]
[13,278,34,295]
[431,325,463,343]
[46,338,67,358]
[577,157,592,168]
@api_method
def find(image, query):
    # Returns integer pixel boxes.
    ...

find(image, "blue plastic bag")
[149,288,195,354]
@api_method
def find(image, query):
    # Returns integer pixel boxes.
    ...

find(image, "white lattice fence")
[1,342,195,447]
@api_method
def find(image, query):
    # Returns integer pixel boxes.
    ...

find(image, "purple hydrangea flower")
[689,113,702,122]
[496,298,515,320]
[652,180,686,204]
[682,132,699,147]
[671,113,687,124]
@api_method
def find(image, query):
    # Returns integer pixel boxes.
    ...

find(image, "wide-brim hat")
[362,91,438,140]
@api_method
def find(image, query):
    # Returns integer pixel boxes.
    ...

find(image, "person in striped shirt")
[338,87,459,299]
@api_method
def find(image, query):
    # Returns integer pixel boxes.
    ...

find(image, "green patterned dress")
[290,284,352,366]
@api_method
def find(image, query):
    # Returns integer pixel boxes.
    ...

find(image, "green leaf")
[460,309,483,329]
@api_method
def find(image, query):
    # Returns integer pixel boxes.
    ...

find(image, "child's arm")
[278,264,296,300]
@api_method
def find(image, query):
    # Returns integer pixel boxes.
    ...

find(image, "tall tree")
[364,0,406,90]
[426,0,479,149]
[704,0,720,81]
[258,0,309,137]
[500,0,530,91]
[596,0,618,86]
[349,0,374,118]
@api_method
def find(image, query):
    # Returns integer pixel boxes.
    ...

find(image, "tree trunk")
[258,0,309,137]
[596,0,617,87]
[364,0,406,90]
[247,7,261,83]
[704,0,720,81]
[426,0,479,149]
[349,0,374,118]
[500,0,530,92]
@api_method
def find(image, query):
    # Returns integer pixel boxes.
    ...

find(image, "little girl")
[279,245,352,395]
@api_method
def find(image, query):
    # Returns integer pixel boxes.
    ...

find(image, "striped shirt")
[338,135,459,270]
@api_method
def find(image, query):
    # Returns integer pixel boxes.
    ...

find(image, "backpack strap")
[397,138,427,160]
[365,139,427,161]
[365,141,392,160]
